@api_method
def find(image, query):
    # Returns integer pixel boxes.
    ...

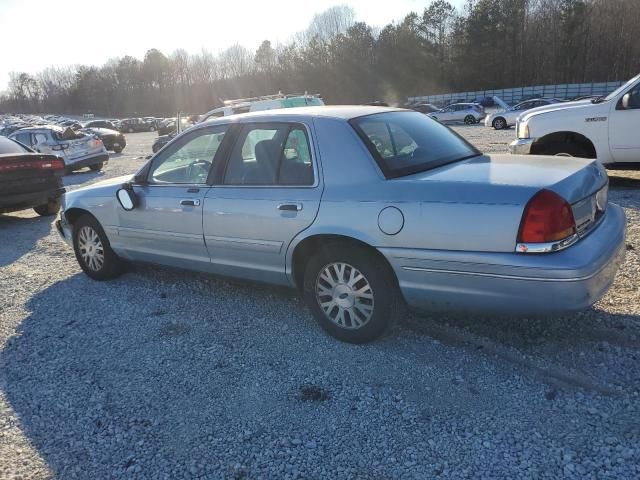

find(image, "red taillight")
[517,189,576,243]
[0,157,65,172]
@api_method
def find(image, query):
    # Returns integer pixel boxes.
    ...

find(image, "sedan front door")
[203,122,322,285]
[115,125,230,270]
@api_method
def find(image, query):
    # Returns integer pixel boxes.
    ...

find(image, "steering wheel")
[186,159,212,182]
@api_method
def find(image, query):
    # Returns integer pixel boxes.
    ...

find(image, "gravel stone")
[0,128,639,479]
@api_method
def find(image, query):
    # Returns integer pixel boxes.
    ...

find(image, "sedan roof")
[203,105,403,124]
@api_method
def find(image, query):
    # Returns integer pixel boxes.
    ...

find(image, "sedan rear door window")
[224,123,314,186]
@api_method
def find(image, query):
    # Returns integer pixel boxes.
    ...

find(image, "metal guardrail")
[408,81,624,106]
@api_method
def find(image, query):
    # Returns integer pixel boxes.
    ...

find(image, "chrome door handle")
[180,199,200,207]
[278,203,303,212]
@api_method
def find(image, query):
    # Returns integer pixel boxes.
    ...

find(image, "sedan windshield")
[351,111,480,178]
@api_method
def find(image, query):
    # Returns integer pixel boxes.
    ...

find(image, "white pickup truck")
[510,73,640,166]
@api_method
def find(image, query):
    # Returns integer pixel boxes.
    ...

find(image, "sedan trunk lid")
[404,154,607,206]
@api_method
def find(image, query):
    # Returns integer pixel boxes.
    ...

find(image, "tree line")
[1,0,638,117]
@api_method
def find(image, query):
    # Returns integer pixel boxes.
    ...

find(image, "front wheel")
[303,244,401,343]
[464,115,476,125]
[72,215,124,280]
[492,117,507,130]
[113,147,123,154]
[149,126,156,132]
[89,162,103,172]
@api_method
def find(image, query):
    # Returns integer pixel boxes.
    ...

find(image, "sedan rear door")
[203,121,322,285]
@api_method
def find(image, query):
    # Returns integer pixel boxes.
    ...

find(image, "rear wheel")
[149,126,156,132]
[492,117,507,130]
[33,198,60,216]
[128,127,134,133]
[89,162,103,172]
[72,215,124,280]
[113,146,123,154]
[303,243,401,343]
[464,115,476,125]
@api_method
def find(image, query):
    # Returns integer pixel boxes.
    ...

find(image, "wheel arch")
[63,207,96,226]
[531,131,597,158]
[288,233,399,292]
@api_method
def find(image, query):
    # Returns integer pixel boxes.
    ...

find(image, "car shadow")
[608,174,640,189]
[0,213,52,267]
[3,264,639,476]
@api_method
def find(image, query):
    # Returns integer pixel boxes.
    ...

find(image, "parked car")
[410,103,439,114]
[152,132,175,153]
[10,125,109,173]
[81,127,126,153]
[510,72,640,166]
[120,118,156,133]
[0,136,65,216]
[0,123,29,136]
[428,103,484,124]
[84,120,118,130]
[56,106,624,344]
[199,93,324,123]
[473,96,496,107]
[157,117,191,136]
[484,98,562,130]
[59,120,82,130]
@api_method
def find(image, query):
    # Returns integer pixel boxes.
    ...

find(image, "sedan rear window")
[351,111,480,178]
[0,136,30,154]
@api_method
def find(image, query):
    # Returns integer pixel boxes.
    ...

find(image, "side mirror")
[622,93,631,109]
[116,184,137,211]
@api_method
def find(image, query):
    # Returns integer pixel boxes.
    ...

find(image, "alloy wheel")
[78,225,104,271]
[315,262,374,330]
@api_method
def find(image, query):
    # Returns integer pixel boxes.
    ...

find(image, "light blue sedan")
[56,106,625,343]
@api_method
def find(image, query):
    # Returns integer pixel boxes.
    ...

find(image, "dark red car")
[0,136,65,216]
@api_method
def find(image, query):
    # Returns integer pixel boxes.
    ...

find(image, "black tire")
[89,162,103,172]
[464,115,476,125]
[72,214,124,281]
[303,243,402,344]
[492,117,507,130]
[113,146,123,154]
[33,198,60,216]
[149,126,156,132]
[128,127,134,133]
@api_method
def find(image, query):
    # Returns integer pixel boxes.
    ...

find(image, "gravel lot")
[1,126,639,479]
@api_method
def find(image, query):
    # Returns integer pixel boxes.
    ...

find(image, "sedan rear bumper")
[381,203,626,316]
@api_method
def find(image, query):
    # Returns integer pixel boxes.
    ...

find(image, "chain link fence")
[408,81,624,106]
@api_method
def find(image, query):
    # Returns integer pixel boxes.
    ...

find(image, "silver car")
[10,125,109,173]
[56,106,625,343]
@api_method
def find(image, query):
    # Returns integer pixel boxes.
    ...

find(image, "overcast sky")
[0,0,466,92]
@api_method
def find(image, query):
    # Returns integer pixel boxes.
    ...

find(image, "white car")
[484,98,562,130]
[428,103,484,124]
[10,125,108,173]
[199,93,324,123]
[510,72,640,166]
